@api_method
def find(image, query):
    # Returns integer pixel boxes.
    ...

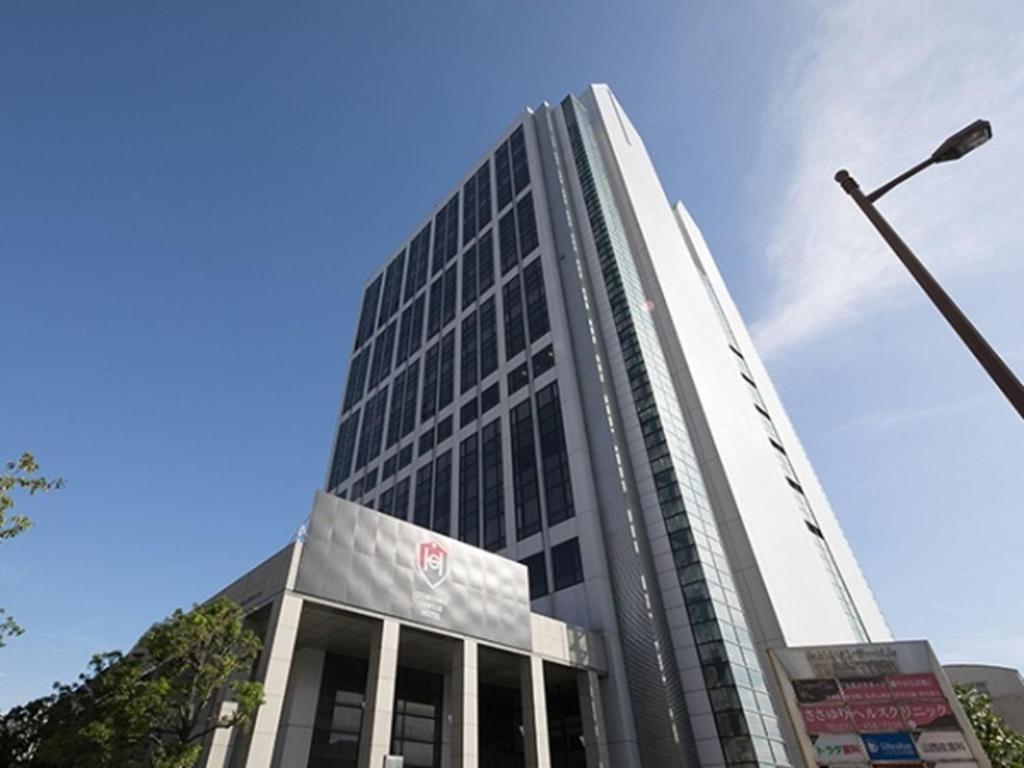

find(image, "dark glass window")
[390,667,443,768]
[426,276,443,338]
[531,345,555,378]
[521,551,548,600]
[350,476,364,502]
[510,124,530,193]
[328,411,361,489]
[458,434,480,545]
[476,162,492,231]
[503,275,526,360]
[342,348,371,412]
[508,363,529,394]
[435,415,452,444]
[401,359,420,438]
[355,274,383,349]
[393,476,411,520]
[420,342,440,420]
[444,194,460,263]
[460,398,478,428]
[378,486,395,516]
[495,139,513,211]
[460,311,478,394]
[517,193,539,258]
[462,174,477,248]
[478,297,498,378]
[362,467,378,493]
[477,228,495,295]
[432,450,452,535]
[437,330,455,411]
[398,444,414,470]
[404,223,432,301]
[481,418,505,551]
[461,244,477,308]
[370,321,397,386]
[536,382,574,526]
[386,368,407,448]
[413,463,433,528]
[418,429,435,455]
[522,258,549,342]
[382,454,397,480]
[552,538,583,591]
[431,207,448,276]
[499,209,518,275]
[481,382,500,414]
[511,399,541,540]
[379,250,406,327]
[396,294,426,363]
[308,653,367,768]
[355,388,388,470]
[441,265,457,328]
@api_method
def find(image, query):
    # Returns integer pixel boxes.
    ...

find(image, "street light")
[834,120,1024,421]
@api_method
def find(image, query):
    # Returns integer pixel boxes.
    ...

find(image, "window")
[393,476,411,520]
[458,434,479,545]
[516,193,539,257]
[400,359,420,438]
[432,451,452,535]
[342,348,371,412]
[521,551,548,600]
[551,538,583,590]
[502,275,526,360]
[481,418,505,551]
[396,294,425,363]
[508,363,529,394]
[461,244,477,308]
[477,228,494,294]
[418,429,434,455]
[355,388,388,470]
[462,173,477,249]
[460,311,478,393]
[536,382,574,526]
[308,654,367,768]
[328,411,361,489]
[441,265,457,328]
[355,274,383,350]
[398,444,414,470]
[460,398,478,428]
[511,399,541,540]
[431,207,448,276]
[522,258,549,341]
[413,463,433,528]
[369,321,398,386]
[437,330,455,411]
[386,369,407,449]
[498,209,518,275]
[435,415,452,444]
[476,163,492,232]
[390,667,443,768]
[478,296,498,377]
[531,345,555,378]
[495,138,513,211]
[404,223,432,301]
[510,124,530,193]
[481,382,500,414]
[378,486,395,516]
[382,454,397,481]
[444,194,460,263]
[426,276,443,338]
[420,342,440,420]
[379,249,406,327]
[362,467,378,493]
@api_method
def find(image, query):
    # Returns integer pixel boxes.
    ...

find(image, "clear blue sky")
[2,1,1022,708]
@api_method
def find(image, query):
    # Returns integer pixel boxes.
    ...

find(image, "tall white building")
[325,83,891,768]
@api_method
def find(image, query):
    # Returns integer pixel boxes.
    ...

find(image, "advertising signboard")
[769,641,991,768]
[295,492,533,650]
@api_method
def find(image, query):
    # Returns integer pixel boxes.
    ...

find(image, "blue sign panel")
[861,732,919,762]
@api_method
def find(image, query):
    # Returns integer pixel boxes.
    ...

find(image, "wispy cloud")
[749,1,1024,357]
[837,393,986,433]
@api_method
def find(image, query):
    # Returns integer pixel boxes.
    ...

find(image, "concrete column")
[357,618,401,768]
[577,670,611,768]
[520,655,551,768]
[272,647,326,767]
[201,701,238,768]
[451,639,479,768]
[245,593,303,768]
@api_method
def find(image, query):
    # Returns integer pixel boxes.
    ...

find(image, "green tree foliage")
[0,598,264,768]
[0,452,63,648]
[955,683,1024,768]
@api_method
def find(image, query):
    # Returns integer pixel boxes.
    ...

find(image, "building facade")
[325,84,891,768]
[944,664,1024,733]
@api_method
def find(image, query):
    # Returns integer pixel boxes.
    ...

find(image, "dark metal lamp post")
[835,120,1024,420]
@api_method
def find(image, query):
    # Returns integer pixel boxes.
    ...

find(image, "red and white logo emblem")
[417,541,449,589]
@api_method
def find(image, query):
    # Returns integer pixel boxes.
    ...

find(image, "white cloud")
[750,0,1024,357]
